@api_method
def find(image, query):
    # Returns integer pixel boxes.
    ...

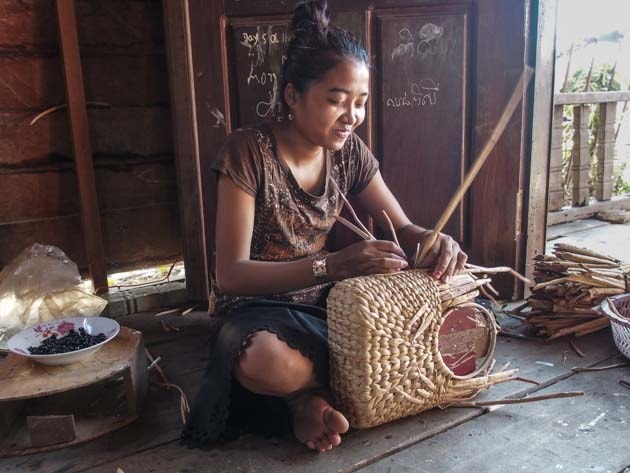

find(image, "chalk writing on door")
[391,23,444,61]
[240,26,289,118]
[385,78,440,108]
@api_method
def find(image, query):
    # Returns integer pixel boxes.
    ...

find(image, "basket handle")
[600,297,630,329]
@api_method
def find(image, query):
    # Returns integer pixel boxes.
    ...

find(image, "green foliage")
[614,160,630,194]
[566,64,620,93]
[560,63,628,201]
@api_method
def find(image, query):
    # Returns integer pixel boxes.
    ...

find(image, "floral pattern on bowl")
[7,316,120,366]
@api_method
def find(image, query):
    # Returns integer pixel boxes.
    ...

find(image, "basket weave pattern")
[327,270,504,428]
[602,294,630,360]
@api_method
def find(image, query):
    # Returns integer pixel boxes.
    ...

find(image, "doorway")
[546,0,630,263]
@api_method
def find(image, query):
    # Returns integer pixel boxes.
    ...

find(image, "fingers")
[422,245,440,268]
[432,238,453,280]
[415,235,441,269]
[365,257,408,274]
[360,240,408,275]
[381,253,410,268]
[362,234,466,281]
[329,239,409,280]
[368,239,407,259]
[455,249,468,273]
[426,235,467,281]
[338,237,468,279]
[443,242,459,280]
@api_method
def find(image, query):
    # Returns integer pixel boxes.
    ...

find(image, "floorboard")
[1,310,624,473]
[359,365,630,473]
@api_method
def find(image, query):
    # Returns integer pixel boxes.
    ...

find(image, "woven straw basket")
[327,269,508,429]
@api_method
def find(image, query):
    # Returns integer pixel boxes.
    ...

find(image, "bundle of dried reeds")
[517,243,629,340]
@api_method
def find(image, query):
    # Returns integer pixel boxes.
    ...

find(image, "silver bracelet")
[312,257,328,281]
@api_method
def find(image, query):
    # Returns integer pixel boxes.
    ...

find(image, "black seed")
[27,329,109,355]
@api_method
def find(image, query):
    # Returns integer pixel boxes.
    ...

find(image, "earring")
[287,111,294,121]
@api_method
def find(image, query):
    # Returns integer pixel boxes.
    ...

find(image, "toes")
[325,430,342,447]
[292,392,348,453]
[323,407,350,434]
[316,436,332,452]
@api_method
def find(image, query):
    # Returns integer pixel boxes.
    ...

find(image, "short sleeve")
[210,129,262,197]
[348,133,380,195]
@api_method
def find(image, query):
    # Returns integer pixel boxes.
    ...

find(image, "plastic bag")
[0,243,108,349]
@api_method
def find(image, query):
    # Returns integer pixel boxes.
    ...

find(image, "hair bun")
[291,0,330,35]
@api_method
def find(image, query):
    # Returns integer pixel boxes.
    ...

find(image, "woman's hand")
[326,240,408,281]
[353,173,467,283]
[416,230,468,281]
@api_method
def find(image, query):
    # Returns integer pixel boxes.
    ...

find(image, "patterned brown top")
[210,121,379,314]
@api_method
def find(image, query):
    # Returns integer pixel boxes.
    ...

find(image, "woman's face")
[287,59,369,151]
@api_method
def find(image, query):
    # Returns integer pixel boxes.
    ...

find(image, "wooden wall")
[0,0,182,275]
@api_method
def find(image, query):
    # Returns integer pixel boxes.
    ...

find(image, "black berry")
[28,329,108,355]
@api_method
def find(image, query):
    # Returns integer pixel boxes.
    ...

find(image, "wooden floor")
[2,307,629,473]
[3,220,630,472]
[546,218,630,263]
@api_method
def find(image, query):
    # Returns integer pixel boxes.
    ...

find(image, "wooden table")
[0,327,147,456]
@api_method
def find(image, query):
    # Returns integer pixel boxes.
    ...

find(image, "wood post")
[56,0,108,292]
[571,105,590,206]
[615,86,630,142]
[595,102,617,201]
[548,104,565,211]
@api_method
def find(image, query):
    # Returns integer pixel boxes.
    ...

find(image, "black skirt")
[181,300,330,448]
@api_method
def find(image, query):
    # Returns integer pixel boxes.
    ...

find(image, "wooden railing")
[548,91,630,221]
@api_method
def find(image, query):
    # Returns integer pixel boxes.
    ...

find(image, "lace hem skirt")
[180,300,329,448]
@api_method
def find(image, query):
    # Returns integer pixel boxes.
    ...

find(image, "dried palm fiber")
[327,269,516,428]
[518,243,630,340]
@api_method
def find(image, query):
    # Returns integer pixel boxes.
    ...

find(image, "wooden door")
[369,5,470,241]
[164,0,534,300]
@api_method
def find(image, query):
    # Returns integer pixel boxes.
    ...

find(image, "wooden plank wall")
[0,0,182,275]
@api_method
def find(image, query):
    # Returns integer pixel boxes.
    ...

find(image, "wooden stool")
[0,327,147,456]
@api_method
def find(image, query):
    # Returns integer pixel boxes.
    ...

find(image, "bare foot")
[288,390,349,452]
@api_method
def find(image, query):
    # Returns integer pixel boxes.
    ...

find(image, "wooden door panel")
[369,5,470,242]
[221,17,289,131]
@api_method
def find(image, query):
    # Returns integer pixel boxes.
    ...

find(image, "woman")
[182,0,467,452]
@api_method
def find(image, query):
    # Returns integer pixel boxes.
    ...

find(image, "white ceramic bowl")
[7,316,120,366]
